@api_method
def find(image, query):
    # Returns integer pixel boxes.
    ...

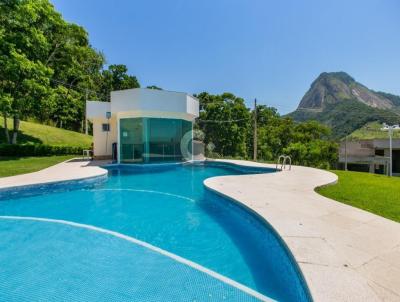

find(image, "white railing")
[276,155,292,171]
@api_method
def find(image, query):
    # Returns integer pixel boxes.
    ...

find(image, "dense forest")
[0,0,338,167]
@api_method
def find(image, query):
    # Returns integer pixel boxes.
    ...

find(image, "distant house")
[339,139,400,176]
[86,88,199,163]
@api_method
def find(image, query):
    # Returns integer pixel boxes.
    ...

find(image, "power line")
[196,117,250,123]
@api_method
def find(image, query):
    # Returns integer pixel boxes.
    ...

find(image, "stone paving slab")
[0,158,109,190]
[204,159,400,302]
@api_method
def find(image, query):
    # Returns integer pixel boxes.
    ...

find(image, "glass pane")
[120,118,144,163]
[182,120,192,156]
[148,118,189,163]
[119,118,192,163]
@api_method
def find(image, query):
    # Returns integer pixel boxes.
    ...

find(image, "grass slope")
[0,119,92,147]
[0,155,75,177]
[317,170,400,222]
[348,121,400,140]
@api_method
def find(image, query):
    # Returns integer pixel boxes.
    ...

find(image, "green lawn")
[317,170,400,222]
[0,119,92,147]
[0,155,76,177]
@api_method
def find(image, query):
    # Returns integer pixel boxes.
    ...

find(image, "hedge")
[0,144,85,156]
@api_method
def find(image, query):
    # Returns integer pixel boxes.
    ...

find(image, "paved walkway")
[0,158,108,190]
[0,159,399,301]
[205,160,400,302]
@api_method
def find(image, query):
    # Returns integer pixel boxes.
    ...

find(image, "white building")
[86,88,199,163]
[339,139,400,176]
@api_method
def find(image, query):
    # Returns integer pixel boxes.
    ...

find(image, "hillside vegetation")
[290,100,399,138]
[0,119,92,148]
[289,72,400,138]
[348,121,400,140]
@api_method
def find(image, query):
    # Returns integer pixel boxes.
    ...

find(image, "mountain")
[289,72,400,138]
[374,91,400,107]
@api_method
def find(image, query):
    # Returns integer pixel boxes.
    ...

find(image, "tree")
[99,64,140,101]
[0,93,12,143]
[196,94,338,168]
[249,105,296,160]
[0,0,54,143]
[46,21,105,130]
[284,121,338,168]
[196,92,251,158]
[0,0,106,142]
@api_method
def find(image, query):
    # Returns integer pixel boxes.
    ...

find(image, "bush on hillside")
[0,144,84,156]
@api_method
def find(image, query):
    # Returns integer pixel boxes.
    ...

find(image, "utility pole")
[85,89,89,135]
[344,135,348,171]
[390,127,393,176]
[253,98,257,161]
[381,123,400,177]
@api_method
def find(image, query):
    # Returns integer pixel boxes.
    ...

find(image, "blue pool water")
[0,162,310,302]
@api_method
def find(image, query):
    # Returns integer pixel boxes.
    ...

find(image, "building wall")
[117,110,195,122]
[339,140,374,160]
[338,138,400,175]
[92,116,117,157]
[86,101,111,119]
[86,88,200,162]
[374,139,400,149]
[111,89,198,120]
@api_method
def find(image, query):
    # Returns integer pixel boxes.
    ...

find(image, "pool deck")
[0,158,399,301]
[204,160,400,302]
[0,158,108,190]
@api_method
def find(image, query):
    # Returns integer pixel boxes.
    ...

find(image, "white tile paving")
[0,158,108,189]
[205,159,400,302]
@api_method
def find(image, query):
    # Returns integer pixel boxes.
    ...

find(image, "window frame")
[102,123,110,132]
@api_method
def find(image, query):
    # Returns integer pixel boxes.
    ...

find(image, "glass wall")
[120,118,145,163]
[119,117,192,163]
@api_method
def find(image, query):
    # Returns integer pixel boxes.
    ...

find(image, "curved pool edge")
[2,159,399,301]
[202,164,314,302]
[0,159,282,301]
[0,215,275,302]
[203,159,394,302]
[0,158,109,197]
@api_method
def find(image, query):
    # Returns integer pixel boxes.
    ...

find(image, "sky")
[51,0,400,114]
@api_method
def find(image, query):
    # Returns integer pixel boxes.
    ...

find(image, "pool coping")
[0,158,399,301]
[204,176,313,302]
[204,159,400,302]
[0,158,109,192]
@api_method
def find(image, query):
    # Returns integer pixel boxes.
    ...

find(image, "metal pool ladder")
[276,155,292,171]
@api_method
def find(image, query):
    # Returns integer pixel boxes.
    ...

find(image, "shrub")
[0,143,84,156]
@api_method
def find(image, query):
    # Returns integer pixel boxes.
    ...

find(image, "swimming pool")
[0,162,311,302]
